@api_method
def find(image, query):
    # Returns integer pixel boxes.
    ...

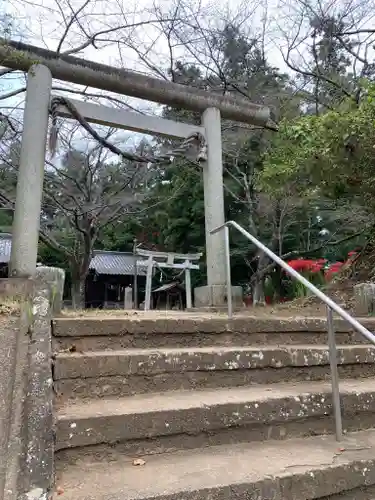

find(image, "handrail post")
[326,306,343,441]
[224,226,233,319]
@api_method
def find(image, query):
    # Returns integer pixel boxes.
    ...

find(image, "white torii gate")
[6,57,273,308]
[9,66,228,308]
[135,248,202,311]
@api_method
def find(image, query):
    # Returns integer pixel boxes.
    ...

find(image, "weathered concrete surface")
[53,310,375,499]
[9,65,52,278]
[194,285,243,308]
[53,429,375,499]
[35,266,65,315]
[54,363,375,400]
[54,315,373,336]
[0,317,29,500]
[20,276,55,499]
[0,269,63,500]
[54,345,375,379]
[55,379,375,452]
[200,107,226,290]
[354,283,375,316]
[0,278,31,500]
[52,315,373,351]
[56,410,375,463]
[0,277,33,298]
[53,345,375,399]
[53,329,370,351]
[321,484,375,499]
[0,39,274,128]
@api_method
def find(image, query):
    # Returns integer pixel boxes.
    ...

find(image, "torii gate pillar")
[10,65,52,277]
[194,108,243,309]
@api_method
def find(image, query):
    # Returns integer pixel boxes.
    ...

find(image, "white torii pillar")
[194,107,242,309]
[9,64,52,277]
[202,108,226,286]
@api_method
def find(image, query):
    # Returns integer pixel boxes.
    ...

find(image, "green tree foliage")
[135,161,206,288]
[260,82,375,266]
[262,83,375,211]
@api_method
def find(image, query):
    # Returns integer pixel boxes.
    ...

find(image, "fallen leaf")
[56,486,64,495]
[133,458,146,466]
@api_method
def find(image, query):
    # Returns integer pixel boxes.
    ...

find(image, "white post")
[224,226,233,318]
[9,65,52,277]
[124,286,133,310]
[201,108,226,286]
[185,264,192,309]
[144,256,153,311]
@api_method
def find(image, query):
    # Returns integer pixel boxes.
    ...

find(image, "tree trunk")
[253,278,265,305]
[253,252,268,306]
[71,278,85,309]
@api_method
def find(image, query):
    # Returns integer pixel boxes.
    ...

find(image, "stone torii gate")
[0,39,276,309]
[135,248,202,311]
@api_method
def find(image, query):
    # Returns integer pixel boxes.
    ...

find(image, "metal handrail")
[211,220,375,441]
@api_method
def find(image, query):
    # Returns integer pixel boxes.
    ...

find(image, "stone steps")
[56,378,375,455]
[54,345,375,400]
[53,315,375,499]
[52,316,375,351]
[54,429,375,500]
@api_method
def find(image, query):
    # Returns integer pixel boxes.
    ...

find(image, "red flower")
[329,262,344,270]
[325,262,344,281]
[287,259,324,273]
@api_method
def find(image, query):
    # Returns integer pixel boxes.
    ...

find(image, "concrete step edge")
[55,379,375,449]
[53,429,375,499]
[52,315,375,337]
[54,344,375,380]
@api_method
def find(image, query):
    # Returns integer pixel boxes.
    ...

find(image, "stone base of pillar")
[193,284,243,309]
[35,266,65,315]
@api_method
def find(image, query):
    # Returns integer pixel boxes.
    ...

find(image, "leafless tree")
[274,0,375,109]
[0,0,205,127]
[41,124,155,307]
[0,113,153,307]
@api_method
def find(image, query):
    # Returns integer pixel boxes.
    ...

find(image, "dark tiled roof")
[0,235,145,275]
[0,234,12,263]
[89,251,148,276]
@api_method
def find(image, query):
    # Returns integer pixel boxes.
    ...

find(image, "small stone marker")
[353,283,375,316]
[124,286,133,309]
[35,266,65,314]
